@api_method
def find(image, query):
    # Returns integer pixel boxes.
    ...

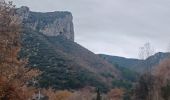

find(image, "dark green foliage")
[161,82,170,100]
[96,88,101,100]
[114,64,138,82]
[99,54,142,72]
[99,53,170,73]
[99,55,139,82]
[99,55,138,99]
[133,74,155,100]
[101,72,115,79]
[123,91,132,100]
[20,28,111,92]
[112,79,132,90]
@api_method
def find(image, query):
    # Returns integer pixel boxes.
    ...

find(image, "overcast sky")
[11,0,170,58]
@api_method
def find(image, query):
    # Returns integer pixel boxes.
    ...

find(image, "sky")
[10,0,170,58]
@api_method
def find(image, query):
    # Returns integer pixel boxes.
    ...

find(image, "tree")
[42,89,73,100]
[0,0,39,99]
[96,88,101,100]
[139,42,155,60]
[68,86,95,100]
[167,42,170,53]
[161,82,170,100]
[134,58,170,100]
[136,42,155,100]
[107,88,124,100]
[133,73,155,100]
[154,59,170,100]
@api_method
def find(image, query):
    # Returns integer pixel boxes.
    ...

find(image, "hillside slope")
[20,28,120,92]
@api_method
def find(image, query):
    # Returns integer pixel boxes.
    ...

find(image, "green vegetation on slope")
[20,28,117,92]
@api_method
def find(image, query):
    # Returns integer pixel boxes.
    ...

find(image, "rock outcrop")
[17,6,74,41]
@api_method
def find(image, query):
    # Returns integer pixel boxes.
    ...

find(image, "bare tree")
[136,42,155,100]
[139,42,155,60]
[167,42,170,53]
[139,42,155,75]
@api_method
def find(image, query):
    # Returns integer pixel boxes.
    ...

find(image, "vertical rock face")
[16,6,30,20]
[17,6,74,41]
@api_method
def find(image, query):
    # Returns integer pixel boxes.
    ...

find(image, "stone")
[17,7,74,41]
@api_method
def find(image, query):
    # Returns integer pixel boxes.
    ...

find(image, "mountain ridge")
[99,52,170,73]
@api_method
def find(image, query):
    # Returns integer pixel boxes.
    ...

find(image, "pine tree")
[96,88,101,100]
[161,82,170,100]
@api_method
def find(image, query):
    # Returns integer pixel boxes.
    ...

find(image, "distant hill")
[99,52,170,73]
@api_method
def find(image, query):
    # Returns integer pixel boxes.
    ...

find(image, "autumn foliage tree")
[134,59,170,100]
[0,0,39,99]
[107,88,124,100]
[153,59,170,100]
[42,88,72,100]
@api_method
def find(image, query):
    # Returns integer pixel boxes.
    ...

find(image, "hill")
[99,52,170,73]
[17,6,121,92]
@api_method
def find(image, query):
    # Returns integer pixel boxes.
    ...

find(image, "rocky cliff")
[17,6,74,41]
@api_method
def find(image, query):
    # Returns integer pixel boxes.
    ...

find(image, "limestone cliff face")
[17,6,74,41]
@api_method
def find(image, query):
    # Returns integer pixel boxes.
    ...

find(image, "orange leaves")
[42,89,73,100]
[50,90,72,100]
[0,0,23,81]
[154,59,170,85]
[42,87,97,100]
[0,76,8,99]
[0,1,39,100]
[0,76,36,100]
[107,88,124,100]
[133,59,170,100]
